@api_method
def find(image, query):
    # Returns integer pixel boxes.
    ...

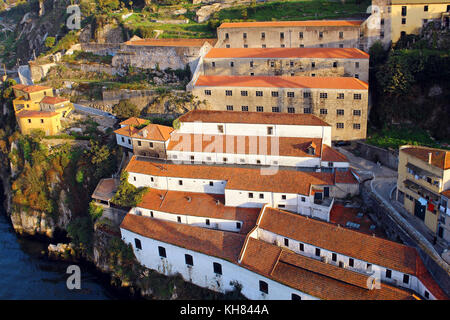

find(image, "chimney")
[142,129,148,138]
[428,152,432,164]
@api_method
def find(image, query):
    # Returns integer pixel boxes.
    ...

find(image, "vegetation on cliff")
[111,171,148,208]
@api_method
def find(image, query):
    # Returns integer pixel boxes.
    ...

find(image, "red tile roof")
[178,109,331,126]
[125,157,339,195]
[441,189,450,198]
[16,110,59,118]
[321,145,348,162]
[168,133,323,158]
[114,122,173,141]
[335,169,358,184]
[195,75,369,90]
[400,146,450,170]
[218,20,364,29]
[240,237,414,300]
[205,47,369,59]
[119,117,149,126]
[12,84,52,93]
[136,189,260,234]
[124,38,216,47]
[258,207,419,275]
[120,213,246,262]
[40,96,70,104]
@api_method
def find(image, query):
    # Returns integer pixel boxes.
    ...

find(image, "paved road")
[73,103,117,119]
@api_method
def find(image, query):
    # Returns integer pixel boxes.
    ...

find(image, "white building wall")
[224,189,273,208]
[121,228,317,300]
[116,134,133,149]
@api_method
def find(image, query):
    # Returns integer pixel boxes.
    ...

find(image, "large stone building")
[373,0,450,46]
[396,145,450,234]
[201,47,369,82]
[216,20,366,50]
[191,75,369,141]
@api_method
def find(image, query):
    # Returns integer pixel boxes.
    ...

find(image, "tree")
[111,171,148,208]
[45,37,56,48]
[113,99,140,119]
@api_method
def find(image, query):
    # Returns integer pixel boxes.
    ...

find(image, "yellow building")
[11,84,73,135]
[12,84,54,113]
[15,110,62,136]
[375,0,450,45]
[396,145,450,233]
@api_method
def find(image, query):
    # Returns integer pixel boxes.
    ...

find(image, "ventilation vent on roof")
[186,196,192,202]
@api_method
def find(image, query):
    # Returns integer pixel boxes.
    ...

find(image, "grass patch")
[366,125,450,150]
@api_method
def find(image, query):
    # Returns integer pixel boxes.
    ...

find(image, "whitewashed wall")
[121,228,317,300]
[116,134,133,149]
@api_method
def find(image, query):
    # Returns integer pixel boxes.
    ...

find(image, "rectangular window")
[149,142,154,148]
[320,92,328,99]
[336,123,344,129]
[299,32,303,39]
[280,32,284,39]
[271,91,279,97]
[354,94,362,100]
[311,62,315,68]
[287,92,294,98]
[134,238,142,250]
[349,258,354,267]
[212,62,215,68]
[230,61,234,67]
[243,32,247,39]
[248,192,254,198]
[241,90,248,96]
[333,61,338,68]
[353,110,361,116]
[267,127,273,135]
[303,108,311,114]
[402,18,406,25]
[315,248,321,257]
[177,216,181,223]
[250,61,254,68]
[262,44,266,48]
[259,194,264,199]
[284,238,289,246]
[225,90,232,96]
[138,141,142,146]
[218,125,224,133]
[213,262,222,275]
[332,253,337,262]
[185,254,193,266]
[320,109,328,115]
[225,33,229,39]
[256,91,263,97]
[241,106,248,111]
[204,90,211,96]
[206,219,210,225]
[403,274,410,284]
[337,109,345,116]
[178,180,183,186]
[299,243,304,251]
[287,107,295,114]
[158,246,166,258]
[226,105,234,111]
[261,32,265,39]
[386,269,392,279]
[353,123,361,130]
[319,32,323,39]
[424,5,428,12]
[209,181,214,187]
[355,62,360,69]
[337,93,344,99]
[259,280,268,294]
[282,195,286,200]
[339,31,343,39]
[256,106,264,112]
[270,61,275,68]
[236,222,241,229]
[303,92,311,98]
[272,107,280,113]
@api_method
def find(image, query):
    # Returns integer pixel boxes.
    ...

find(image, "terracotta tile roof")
[258,207,419,275]
[240,237,414,300]
[16,110,59,118]
[136,189,260,234]
[178,110,331,127]
[40,96,70,104]
[120,213,246,262]
[205,47,369,59]
[168,133,323,158]
[114,122,173,141]
[218,20,364,29]
[400,146,450,170]
[441,189,450,198]
[321,145,348,162]
[125,157,338,195]
[119,117,149,127]
[124,38,216,47]
[335,169,358,184]
[195,75,369,90]
[13,84,52,93]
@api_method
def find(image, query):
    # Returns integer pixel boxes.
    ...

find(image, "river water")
[0,181,119,300]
